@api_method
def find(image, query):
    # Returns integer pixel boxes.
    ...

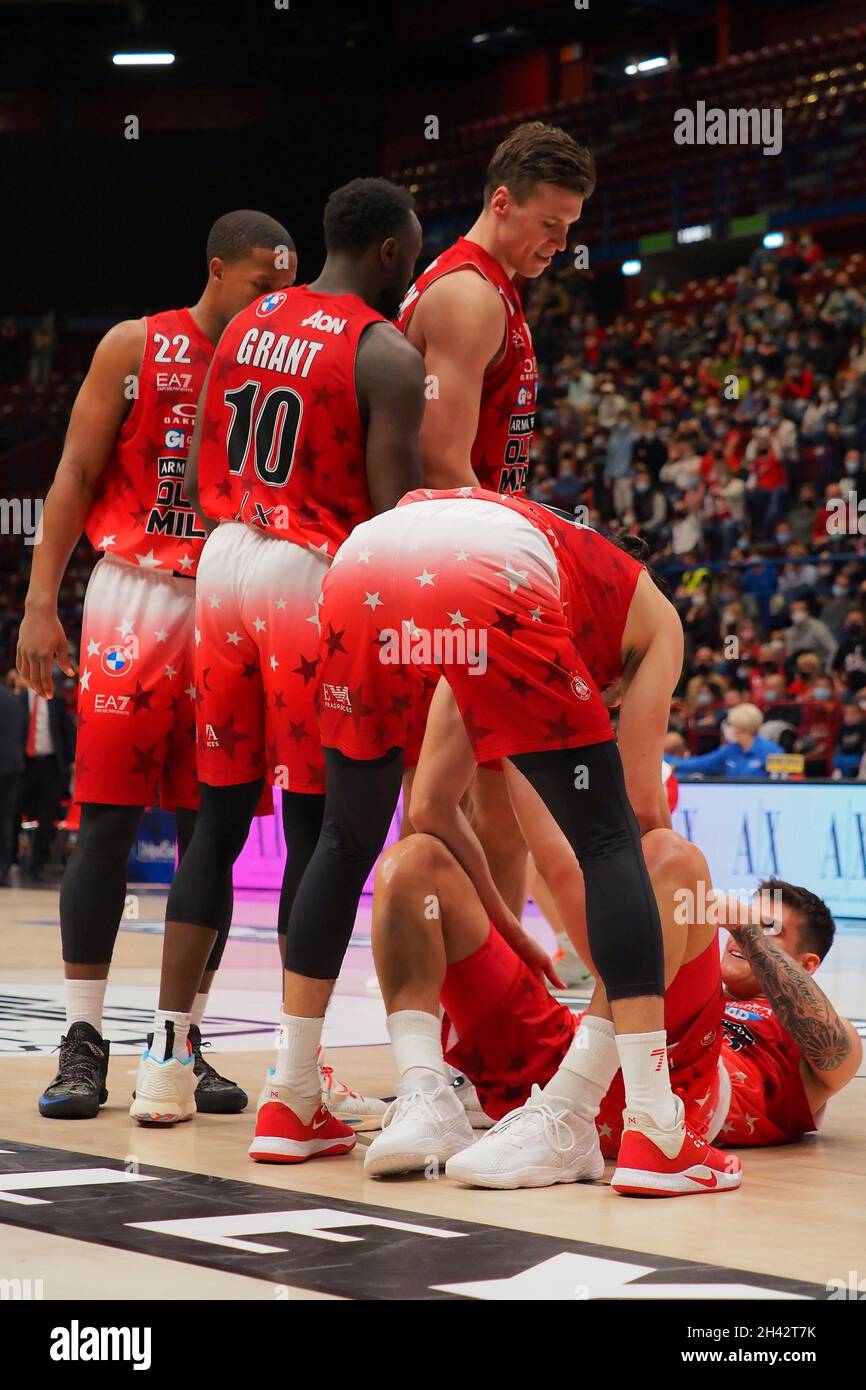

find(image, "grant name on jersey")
[236,329,325,377]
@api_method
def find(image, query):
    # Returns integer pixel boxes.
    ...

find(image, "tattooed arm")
[728,920,862,1111]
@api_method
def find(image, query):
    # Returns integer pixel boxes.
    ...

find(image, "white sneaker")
[451,1074,494,1129]
[445,1084,605,1189]
[364,1084,475,1176]
[317,1048,387,1132]
[129,1041,197,1125]
[551,932,596,992]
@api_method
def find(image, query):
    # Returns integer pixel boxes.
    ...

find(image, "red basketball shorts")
[73,554,199,811]
[194,522,330,793]
[442,928,725,1152]
[316,496,613,765]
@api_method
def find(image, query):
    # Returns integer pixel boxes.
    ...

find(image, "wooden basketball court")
[3,881,865,1302]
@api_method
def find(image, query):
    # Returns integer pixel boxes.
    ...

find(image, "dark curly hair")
[758,878,836,961]
[323,177,415,254]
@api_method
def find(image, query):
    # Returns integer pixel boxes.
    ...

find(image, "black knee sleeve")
[512,742,665,1000]
[175,805,235,973]
[60,804,143,964]
[284,748,403,979]
[166,781,261,932]
[277,791,326,942]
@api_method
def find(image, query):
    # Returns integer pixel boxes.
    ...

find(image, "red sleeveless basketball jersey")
[85,307,213,575]
[396,237,537,496]
[719,997,817,1144]
[197,287,385,556]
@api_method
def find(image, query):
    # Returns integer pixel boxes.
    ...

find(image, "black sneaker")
[38,1022,110,1119]
[189,1024,248,1114]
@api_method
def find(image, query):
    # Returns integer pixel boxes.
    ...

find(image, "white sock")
[272,1013,325,1121]
[541,1015,619,1122]
[65,978,108,1034]
[616,1030,679,1130]
[151,1009,191,1063]
[387,1010,447,1095]
[190,992,208,1028]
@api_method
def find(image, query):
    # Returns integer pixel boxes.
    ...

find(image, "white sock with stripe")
[616,1030,679,1130]
[151,1010,191,1063]
[387,1010,448,1095]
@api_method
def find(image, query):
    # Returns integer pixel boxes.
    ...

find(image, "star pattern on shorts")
[293,654,318,685]
[128,681,153,714]
[130,743,161,780]
[209,713,250,759]
[324,623,347,657]
[462,707,495,746]
[491,607,521,636]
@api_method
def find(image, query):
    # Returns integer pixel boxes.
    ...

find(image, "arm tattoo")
[734,922,852,1074]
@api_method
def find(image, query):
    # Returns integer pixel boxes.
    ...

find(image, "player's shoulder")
[90,317,147,376]
[358,320,425,380]
[419,265,504,317]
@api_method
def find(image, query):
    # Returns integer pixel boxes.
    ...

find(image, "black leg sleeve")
[166,781,261,931]
[512,741,665,1001]
[59,803,143,964]
[283,748,403,980]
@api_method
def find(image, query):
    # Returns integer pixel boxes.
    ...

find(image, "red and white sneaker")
[611,1102,742,1197]
[248,1070,356,1164]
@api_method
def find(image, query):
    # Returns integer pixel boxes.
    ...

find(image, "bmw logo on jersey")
[256,292,287,318]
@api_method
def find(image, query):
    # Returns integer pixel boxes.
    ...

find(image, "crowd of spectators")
[526,231,866,778]
[7,231,866,781]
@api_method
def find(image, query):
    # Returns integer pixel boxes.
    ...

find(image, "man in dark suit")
[11,669,75,880]
[0,671,28,885]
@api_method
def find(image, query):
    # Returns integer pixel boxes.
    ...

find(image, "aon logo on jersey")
[300,309,346,334]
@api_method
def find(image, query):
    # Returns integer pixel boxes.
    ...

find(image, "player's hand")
[512,929,565,990]
[17,607,74,698]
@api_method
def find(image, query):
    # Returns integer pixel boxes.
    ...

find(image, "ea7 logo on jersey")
[323,683,353,713]
[156,373,193,392]
[94,694,131,715]
[300,309,347,334]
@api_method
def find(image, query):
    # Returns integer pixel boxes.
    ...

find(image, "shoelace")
[319,1063,360,1100]
[381,1088,447,1128]
[192,1038,236,1085]
[55,1037,103,1086]
[488,1101,577,1155]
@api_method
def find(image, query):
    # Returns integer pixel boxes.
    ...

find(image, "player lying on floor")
[363,782,860,1191]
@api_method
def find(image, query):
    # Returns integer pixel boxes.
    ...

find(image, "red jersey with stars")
[85,307,213,576]
[719,997,818,1145]
[197,287,386,557]
[396,238,537,496]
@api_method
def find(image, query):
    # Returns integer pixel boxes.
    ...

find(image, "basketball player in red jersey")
[277,485,740,1193]
[396,122,597,918]
[17,211,296,1120]
[365,822,860,1185]
[130,179,425,1132]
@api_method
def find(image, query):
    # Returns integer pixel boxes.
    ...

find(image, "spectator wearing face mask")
[840,448,866,495]
[788,652,824,699]
[684,646,719,707]
[632,419,668,478]
[820,575,854,640]
[832,608,866,692]
[683,585,720,648]
[632,462,667,538]
[784,599,838,665]
[776,542,818,599]
[604,413,638,517]
[838,698,866,776]
[666,702,783,779]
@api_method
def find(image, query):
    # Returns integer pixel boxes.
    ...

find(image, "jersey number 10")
[224,380,303,488]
